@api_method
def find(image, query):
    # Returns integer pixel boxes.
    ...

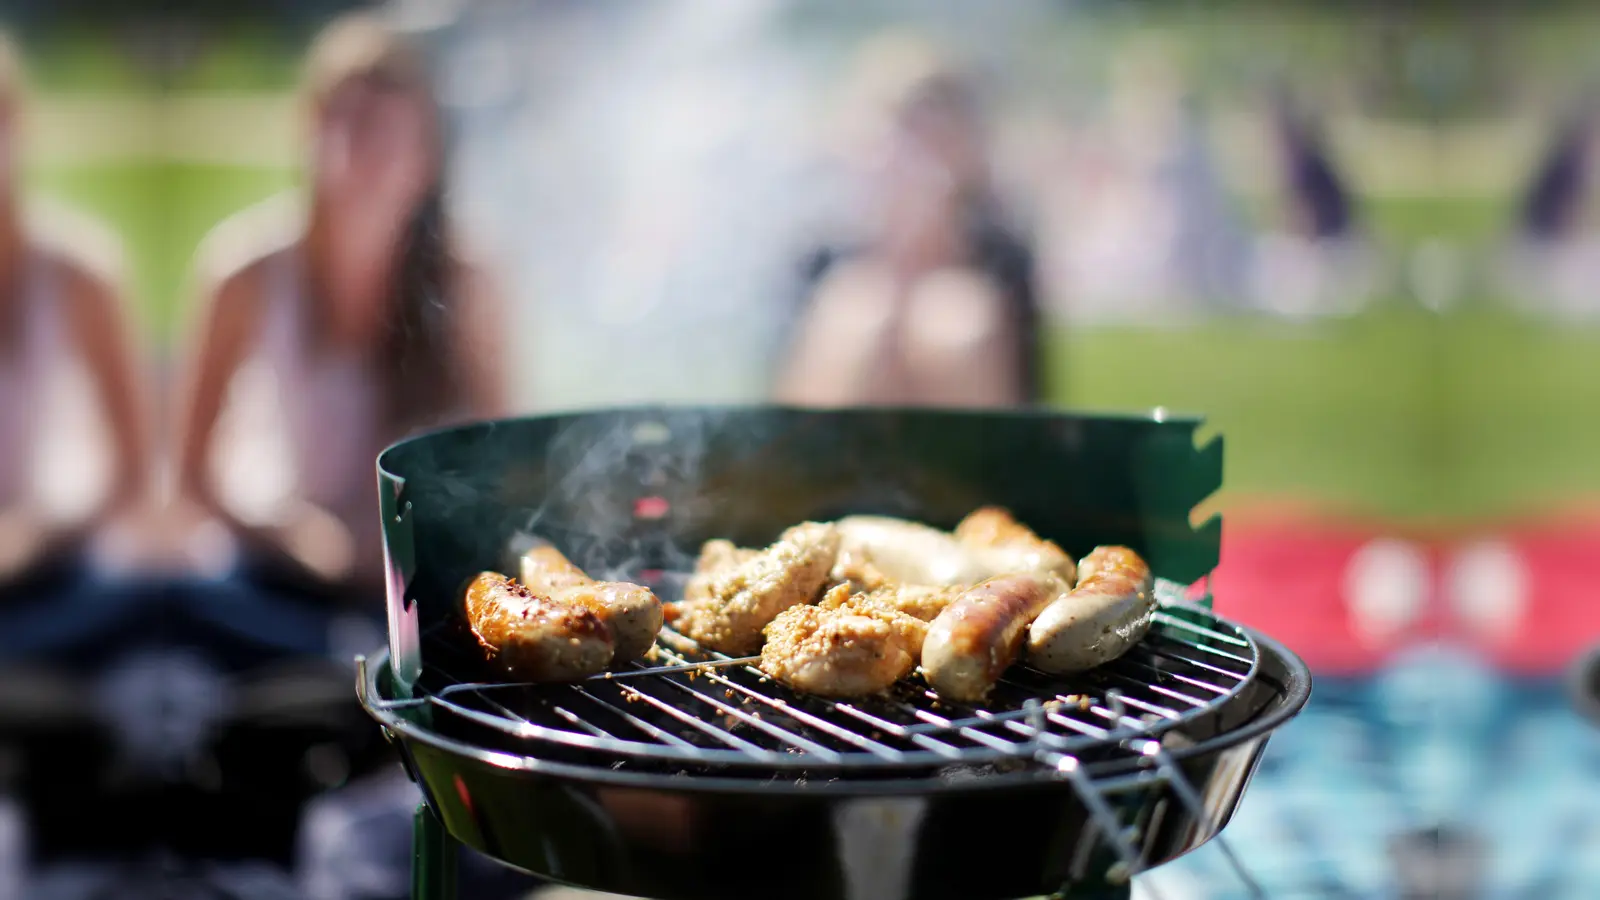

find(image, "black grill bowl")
[361,627,1309,900]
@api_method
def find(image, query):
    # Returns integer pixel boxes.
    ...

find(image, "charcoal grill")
[356,406,1312,900]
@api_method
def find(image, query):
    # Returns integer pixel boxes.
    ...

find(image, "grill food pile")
[466,506,1155,704]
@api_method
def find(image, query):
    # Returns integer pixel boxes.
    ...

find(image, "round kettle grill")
[356,407,1313,899]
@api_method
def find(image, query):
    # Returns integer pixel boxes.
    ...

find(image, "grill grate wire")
[373,604,1261,772]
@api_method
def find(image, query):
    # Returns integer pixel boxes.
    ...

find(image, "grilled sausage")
[465,571,614,681]
[519,545,594,593]
[953,506,1077,585]
[921,572,1065,702]
[519,546,665,664]
[555,582,664,664]
[1026,546,1155,674]
[835,516,992,586]
[837,513,1076,588]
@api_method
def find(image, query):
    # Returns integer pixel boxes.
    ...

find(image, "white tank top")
[209,249,471,580]
[209,250,385,575]
[0,259,48,509]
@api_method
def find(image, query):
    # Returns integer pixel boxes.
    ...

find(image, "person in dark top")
[1520,102,1595,242]
[777,37,1045,408]
[1271,88,1356,241]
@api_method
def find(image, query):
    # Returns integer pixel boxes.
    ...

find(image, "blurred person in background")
[776,35,1044,408]
[1273,89,1357,242]
[1247,86,1377,318]
[0,32,152,642]
[0,29,171,900]
[160,13,522,899]
[1035,33,1247,326]
[171,12,506,614]
[1503,96,1600,320]
[1520,101,1593,243]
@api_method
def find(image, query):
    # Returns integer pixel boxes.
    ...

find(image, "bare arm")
[777,262,1020,409]
[900,268,1021,407]
[171,254,357,580]
[59,259,151,517]
[173,259,265,522]
[453,260,510,418]
[775,262,901,406]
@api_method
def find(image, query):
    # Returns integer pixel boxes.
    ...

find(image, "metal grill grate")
[373,597,1261,773]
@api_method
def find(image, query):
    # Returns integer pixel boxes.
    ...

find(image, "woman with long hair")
[173,13,506,605]
[160,16,523,898]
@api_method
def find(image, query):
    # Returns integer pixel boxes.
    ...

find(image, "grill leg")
[412,802,458,900]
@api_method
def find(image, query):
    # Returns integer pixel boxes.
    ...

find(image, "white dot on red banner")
[1343,538,1430,647]
[1445,539,1527,641]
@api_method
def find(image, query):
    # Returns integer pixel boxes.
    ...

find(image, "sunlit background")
[9,0,1600,897]
[25,2,1600,519]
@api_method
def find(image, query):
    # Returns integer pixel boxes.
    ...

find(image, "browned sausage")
[953,506,1077,585]
[1027,546,1154,674]
[519,546,593,593]
[465,571,614,681]
[921,572,1066,702]
[833,516,992,586]
[554,581,664,664]
[519,546,665,664]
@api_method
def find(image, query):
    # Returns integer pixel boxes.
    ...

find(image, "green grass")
[1051,309,1600,524]
[29,162,295,336]
[1440,311,1600,518]
[1049,313,1438,520]
[21,25,300,93]
[1363,195,1512,249]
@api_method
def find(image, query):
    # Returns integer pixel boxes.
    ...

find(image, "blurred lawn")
[23,14,1600,528]
[30,162,294,338]
[1054,311,1600,524]
[1049,313,1436,520]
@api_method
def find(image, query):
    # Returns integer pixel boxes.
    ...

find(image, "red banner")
[1204,506,1600,677]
